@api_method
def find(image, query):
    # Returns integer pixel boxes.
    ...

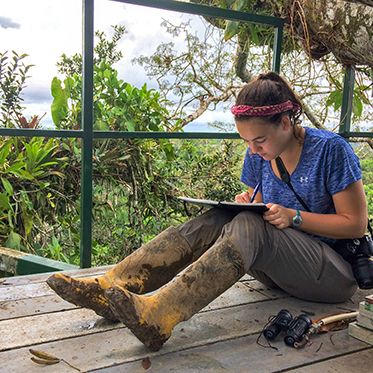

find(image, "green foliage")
[51,77,73,127]
[0,51,34,127]
[91,66,169,132]
[324,70,372,122]
[0,137,67,251]
[171,139,244,201]
[46,26,178,262]
[41,236,70,263]
[326,88,368,120]
[361,156,373,217]
[51,27,169,133]
[86,138,244,264]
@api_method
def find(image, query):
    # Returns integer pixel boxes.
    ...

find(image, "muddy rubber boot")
[46,227,193,321]
[105,237,245,351]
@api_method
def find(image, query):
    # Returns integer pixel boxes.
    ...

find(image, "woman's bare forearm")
[285,209,367,239]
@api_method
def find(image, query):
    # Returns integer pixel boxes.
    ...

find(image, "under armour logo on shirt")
[299,176,309,183]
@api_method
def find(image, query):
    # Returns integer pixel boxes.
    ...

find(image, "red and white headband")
[231,100,300,117]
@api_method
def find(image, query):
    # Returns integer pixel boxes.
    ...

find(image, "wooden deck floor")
[1,266,372,372]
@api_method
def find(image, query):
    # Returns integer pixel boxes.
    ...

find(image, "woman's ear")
[281,114,292,130]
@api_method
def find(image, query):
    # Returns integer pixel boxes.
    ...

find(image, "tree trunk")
[190,0,373,67]
[290,0,373,66]
[345,0,373,6]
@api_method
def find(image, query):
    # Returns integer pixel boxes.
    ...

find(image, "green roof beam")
[111,0,285,27]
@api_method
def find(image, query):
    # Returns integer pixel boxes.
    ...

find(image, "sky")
[1,0,234,130]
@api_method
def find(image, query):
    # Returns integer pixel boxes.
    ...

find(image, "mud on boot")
[47,273,118,321]
[105,238,245,351]
[105,286,175,351]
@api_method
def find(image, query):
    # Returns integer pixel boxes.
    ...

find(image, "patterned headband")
[231,100,301,117]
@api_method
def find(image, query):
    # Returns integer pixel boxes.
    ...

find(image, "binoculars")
[263,309,312,347]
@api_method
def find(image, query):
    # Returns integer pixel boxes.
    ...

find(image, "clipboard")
[178,197,268,213]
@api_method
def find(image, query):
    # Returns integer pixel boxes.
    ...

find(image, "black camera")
[333,235,373,289]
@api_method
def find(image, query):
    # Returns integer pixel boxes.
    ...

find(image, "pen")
[250,182,261,203]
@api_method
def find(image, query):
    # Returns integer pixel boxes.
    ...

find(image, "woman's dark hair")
[235,72,303,128]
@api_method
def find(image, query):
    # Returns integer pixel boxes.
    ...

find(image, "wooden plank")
[95,331,373,373]
[0,296,367,371]
[0,272,257,304]
[242,280,289,300]
[0,282,54,302]
[241,283,371,305]
[0,295,76,321]
[0,308,123,351]
[0,267,112,302]
[0,265,113,286]
[0,283,270,350]
[1,322,371,373]
[240,273,254,281]
[0,281,269,321]
[202,282,270,312]
[1,266,251,287]
[0,265,247,288]
[285,348,373,372]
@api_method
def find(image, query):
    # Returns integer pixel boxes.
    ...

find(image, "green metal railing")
[0,0,369,270]
[0,0,285,269]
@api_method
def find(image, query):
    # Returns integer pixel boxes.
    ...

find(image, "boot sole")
[47,274,118,322]
[105,287,168,351]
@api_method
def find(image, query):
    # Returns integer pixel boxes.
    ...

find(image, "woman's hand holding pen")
[234,191,260,203]
[263,203,292,229]
[235,191,251,203]
[235,182,261,203]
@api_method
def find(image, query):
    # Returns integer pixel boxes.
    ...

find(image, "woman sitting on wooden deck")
[47,72,368,352]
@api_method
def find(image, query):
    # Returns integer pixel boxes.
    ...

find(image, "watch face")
[292,213,302,227]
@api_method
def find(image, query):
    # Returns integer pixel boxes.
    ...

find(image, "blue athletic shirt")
[240,127,362,244]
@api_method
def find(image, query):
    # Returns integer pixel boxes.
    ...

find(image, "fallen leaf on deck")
[142,357,152,370]
[31,357,60,365]
[29,349,81,371]
[29,349,60,362]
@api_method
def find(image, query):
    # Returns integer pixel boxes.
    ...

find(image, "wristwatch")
[292,209,303,228]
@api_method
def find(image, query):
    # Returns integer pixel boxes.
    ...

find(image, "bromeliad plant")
[0,137,67,251]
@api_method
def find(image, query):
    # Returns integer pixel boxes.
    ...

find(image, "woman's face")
[235,116,292,160]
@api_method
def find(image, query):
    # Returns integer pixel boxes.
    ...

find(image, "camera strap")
[275,157,311,212]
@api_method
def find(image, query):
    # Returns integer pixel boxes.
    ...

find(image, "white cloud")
[0,16,20,29]
[1,1,230,129]
[1,1,184,122]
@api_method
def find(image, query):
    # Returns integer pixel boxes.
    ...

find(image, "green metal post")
[80,0,94,268]
[272,26,283,73]
[339,66,355,135]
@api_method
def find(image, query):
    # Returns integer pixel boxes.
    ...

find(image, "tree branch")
[235,33,252,83]
[348,138,373,149]
[179,86,236,127]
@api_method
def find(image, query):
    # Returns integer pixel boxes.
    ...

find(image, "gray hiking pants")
[177,208,357,303]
